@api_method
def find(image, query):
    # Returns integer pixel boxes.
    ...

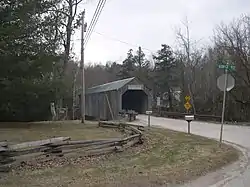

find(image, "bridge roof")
[86,77,135,94]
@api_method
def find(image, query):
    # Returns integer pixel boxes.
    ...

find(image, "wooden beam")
[9,137,70,150]
[105,93,114,120]
[0,142,8,147]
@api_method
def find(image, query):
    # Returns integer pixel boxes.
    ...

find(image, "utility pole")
[80,10,87,124]
[72,68,78,120]
[72,76,75,120]
[138,46,141,67]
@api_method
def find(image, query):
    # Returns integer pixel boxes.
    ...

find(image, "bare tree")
[214,15,250,87]
[213,15,250,120]
[175,17,202,114]
[47,0,90,76]
[47,0,90,108]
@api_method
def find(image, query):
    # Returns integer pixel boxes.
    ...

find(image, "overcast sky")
[72,0,250,64]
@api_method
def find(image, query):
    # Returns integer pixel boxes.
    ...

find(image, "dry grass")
[0,121,122,143]
[0,124,239,187]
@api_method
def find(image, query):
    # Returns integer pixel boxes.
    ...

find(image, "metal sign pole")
[219,66,228,143]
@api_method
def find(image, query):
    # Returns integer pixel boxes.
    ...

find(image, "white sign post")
[146,110,152,127]
[185,115,194,134]
[156,97,161,116]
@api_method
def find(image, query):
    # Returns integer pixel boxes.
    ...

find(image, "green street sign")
[218,64,227,69]
[218,64,236,71]
[230,66,236,71]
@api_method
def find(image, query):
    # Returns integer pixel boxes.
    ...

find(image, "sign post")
[217,63,236,144]
[184,95,194,133]
[146,110,152,127]
[184,95,191,113]
[185,115,194,134]
[220,69,228,144]
[156,97,161,116]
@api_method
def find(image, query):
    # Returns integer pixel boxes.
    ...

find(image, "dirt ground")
[0,121,239,187]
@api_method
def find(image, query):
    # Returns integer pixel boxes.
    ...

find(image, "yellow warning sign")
[184,102,192,110]
[185,95,191,102]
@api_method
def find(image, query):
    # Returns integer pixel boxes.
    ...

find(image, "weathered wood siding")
[105,90,119,120]
[86,93,107,120]
[85,78,152,120]
[85,90,119,120]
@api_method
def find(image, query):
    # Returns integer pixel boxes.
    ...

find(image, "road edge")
[181,140,249,187]
[211,141,249,187]
[133,117,249,187]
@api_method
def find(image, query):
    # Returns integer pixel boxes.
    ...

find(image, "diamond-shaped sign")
[185,95,191,102]
[184,102,192,110]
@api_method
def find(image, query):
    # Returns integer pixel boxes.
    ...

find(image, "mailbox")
[185,115,194,134]
[146,111,152,115]
[185,115,194,122]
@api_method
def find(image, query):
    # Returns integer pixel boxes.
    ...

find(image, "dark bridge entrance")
[84,77,151,120]
[122,90,148,114]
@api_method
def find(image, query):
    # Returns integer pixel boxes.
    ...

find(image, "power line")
[73,31,156,53]
[84,0,107,47]
[84,0,103,43]
[93,31,156,53]
[106,0,115,5]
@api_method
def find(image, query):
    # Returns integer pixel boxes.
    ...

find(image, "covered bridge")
[83,77,151,120]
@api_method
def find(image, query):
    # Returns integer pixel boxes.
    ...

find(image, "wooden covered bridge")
[79,77,152,120]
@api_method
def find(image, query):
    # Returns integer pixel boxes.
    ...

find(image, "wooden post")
[148,114,150,127]
[98,95,100,122]
[105,94,114,120]
[188,121,190,134]
[50,102,57,121]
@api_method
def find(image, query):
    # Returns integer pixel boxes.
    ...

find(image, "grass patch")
[0,121,122,143]
[0,125,239,187]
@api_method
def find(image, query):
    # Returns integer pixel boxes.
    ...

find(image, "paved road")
[136,115,250,187]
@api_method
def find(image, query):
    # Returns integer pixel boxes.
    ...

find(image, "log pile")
[0,122,144,172]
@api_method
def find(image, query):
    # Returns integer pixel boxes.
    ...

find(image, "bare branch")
[73,0,86,6]
[72,1,78,19]
[46,7,70,17]
[64,0,71,5]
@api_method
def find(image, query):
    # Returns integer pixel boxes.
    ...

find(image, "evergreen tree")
[0,0,63,121]
[119,49,136,79]
[133,47,150,84]
[153,44,180,109]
